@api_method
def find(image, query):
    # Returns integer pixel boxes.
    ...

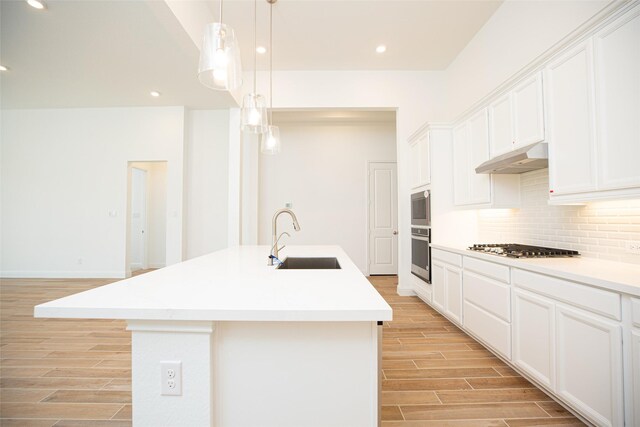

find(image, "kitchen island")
[34,246,392,427]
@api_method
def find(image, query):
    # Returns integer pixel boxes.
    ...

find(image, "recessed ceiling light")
[256,46,267,54]
[376,45,386,54]
[0,65,8,71]
[26,0,46,10]
[150,91,161,97]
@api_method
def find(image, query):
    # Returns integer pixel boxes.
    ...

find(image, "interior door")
[368,162,398,275]
[130,167,148,271]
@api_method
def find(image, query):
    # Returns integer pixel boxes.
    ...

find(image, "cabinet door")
[419,132,431,186]
[512,289,555,390]
[488,93,514,157]
[594,7,640,190]
[445,266,463,325]
[431,260,445,312]
[556,304,623,427]
[409,141,420,189]
[545,40,597,196]
[452,123,470,206]
[512,72,545,147]
[633,330,640,427]
[467,109,491,205]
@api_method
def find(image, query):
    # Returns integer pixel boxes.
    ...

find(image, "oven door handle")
[411,235,430,242]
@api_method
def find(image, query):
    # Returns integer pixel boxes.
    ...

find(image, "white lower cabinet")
[632,330,640,427]
[431,261,445,312]
[431,250,463,326]
[555,304,623,427]
[445,267,462,325]
[431,260,462,325]
[425,250,630,427]
[463,265,511,359]
[629,298,640,427]
[512,288,555,390]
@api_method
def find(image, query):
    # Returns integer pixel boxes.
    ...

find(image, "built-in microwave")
[411,190,430,227]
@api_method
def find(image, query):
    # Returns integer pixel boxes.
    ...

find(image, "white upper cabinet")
[468,109,492,205]
[512,72,545,148]
[545,40,598,196]
[409,129,431,189]
[488,71,545,158]
[547,4,640,203]
[594,7,640,191]
[453,122,470,205]
[488,93,514,157]
[453,110,520,208]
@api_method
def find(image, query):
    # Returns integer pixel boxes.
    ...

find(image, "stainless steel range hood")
[475,142,548,174]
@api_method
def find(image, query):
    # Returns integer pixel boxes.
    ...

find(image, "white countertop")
[431,243,640,297]
[34,246,392,322]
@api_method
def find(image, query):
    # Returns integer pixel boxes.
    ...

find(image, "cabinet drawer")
[463,301,511,359]
[464,256,510,283]
[432,249,462,267]
[464,271,511,322]
[512,269,621,320]
[633,298,640,328]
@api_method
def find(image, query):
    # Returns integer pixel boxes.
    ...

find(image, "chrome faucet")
[269,208,301,265]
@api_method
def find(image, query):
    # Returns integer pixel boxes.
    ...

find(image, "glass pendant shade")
[241,93,268,133]
[198,23,242,91]
[261,125,281,155]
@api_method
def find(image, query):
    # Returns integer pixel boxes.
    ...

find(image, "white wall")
[258,121,397,273]
[1,107,185,278]
[478,169,640,265]
[446,0,608,119]
[184,109,230,260]
[242,70,448,292]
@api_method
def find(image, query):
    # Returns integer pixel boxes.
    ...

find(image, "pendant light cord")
[269,1,273,124]
[219,0,223,24]
[253,0,257,92]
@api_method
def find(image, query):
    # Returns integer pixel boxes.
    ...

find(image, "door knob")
[393,230,398,235]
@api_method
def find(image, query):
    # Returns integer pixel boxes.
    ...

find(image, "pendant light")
[198,0,242,91]
[241,0,268,133]
[261,0,281,155]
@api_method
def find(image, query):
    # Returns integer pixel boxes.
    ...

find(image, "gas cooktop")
[468,244,580,258]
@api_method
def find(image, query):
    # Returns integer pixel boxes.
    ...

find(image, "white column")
[127,320,215,427]
[227,108,242,246]
[241,132,260,245]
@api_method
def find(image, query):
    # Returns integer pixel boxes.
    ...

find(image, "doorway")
[126,161,168,277]
[368,162,398,275]
[130,167,147,272]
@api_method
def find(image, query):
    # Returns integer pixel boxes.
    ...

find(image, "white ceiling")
[0,0,236,109]
[0,0,502,109]
[222,0,503,71]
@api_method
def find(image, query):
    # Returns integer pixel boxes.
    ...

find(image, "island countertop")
[34,245,393,322]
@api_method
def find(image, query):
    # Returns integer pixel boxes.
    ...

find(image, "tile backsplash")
[478,169,640,265]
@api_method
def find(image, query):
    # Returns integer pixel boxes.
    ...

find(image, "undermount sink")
[276,257,341,270]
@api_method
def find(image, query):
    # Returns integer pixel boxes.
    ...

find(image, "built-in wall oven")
[411,227,431,283]
[411,190,430,227]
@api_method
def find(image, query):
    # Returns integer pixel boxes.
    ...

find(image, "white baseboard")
[0,270,125,279]
[396,287,415,296]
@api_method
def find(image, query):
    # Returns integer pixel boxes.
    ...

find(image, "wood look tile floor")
[371,276,585,427]
[0,275,585,426]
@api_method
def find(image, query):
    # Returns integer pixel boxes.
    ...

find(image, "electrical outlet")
[626,241,640,255]
[161,361,181,396]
